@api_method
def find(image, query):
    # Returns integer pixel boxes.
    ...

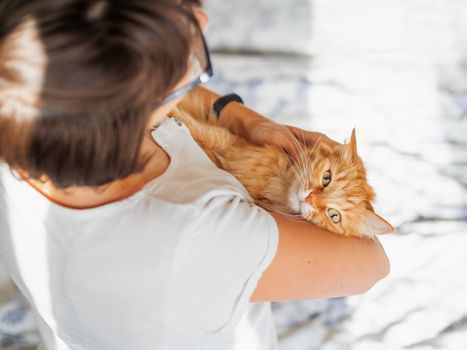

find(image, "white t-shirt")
[0,117,279,350]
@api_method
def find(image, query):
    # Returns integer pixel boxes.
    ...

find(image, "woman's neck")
[21,137,170,210]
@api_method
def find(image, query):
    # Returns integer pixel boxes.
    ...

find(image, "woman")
[0,1,389,349]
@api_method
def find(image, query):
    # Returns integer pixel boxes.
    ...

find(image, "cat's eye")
[327,208,341,224]
[322,170,332,187]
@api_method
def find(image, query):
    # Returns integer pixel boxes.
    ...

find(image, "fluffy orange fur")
[169,106,393,238]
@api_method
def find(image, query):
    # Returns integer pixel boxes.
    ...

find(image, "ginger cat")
[169,105,393,238]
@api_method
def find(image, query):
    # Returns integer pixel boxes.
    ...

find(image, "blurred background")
[1,0,467,349]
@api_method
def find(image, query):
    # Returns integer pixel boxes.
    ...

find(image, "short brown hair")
[0,0,201,188]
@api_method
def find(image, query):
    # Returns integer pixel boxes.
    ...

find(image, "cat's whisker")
[254,124,309,184]
[290,158,308,186]
[291,132,322,182]
[289,147,310,186]
[255,198,298,218]
[280,128,314,186]
[303,135,323,179]
[257,200,302,221]
[273,127,310,184]
[255,124,307,161]
[288,128,326,183]
[286,126,317,182]
[294,129,314,179]
[288,159,306,185]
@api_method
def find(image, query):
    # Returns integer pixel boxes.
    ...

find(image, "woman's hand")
[246,120,339,161]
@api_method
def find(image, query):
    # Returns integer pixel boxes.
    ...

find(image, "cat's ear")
[349,128,358,161]
[359,210,394,236]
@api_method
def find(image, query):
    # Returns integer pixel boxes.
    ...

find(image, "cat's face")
[287,130,393,238]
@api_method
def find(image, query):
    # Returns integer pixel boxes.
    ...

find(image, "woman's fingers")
[287,125,340,147]
[249,122,302,158]
[247,121,339,161]
[269,131,303,160]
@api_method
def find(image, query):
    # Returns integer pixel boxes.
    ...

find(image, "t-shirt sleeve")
[166,194,279,334]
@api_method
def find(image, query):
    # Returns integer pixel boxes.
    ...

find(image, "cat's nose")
[305,191,313,204]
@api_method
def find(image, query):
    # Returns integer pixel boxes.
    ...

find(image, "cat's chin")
[300,201,314,218]
[287,184,315,218]
[287,178,304,214]
[288,206,300,216]
[287,189,301,214]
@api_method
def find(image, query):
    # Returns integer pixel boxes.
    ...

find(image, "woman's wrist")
[212,93,244,120]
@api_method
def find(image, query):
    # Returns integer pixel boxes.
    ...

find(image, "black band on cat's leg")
[213,93,244,120]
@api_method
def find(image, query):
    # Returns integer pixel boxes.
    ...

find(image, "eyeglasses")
[156,32,213,107]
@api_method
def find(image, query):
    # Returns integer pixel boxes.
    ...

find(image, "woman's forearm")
[251,212,391,302]
[177,86,271,140]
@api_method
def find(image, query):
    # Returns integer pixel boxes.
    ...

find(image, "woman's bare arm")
[251,212,390,302]
[177,86,337,157]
